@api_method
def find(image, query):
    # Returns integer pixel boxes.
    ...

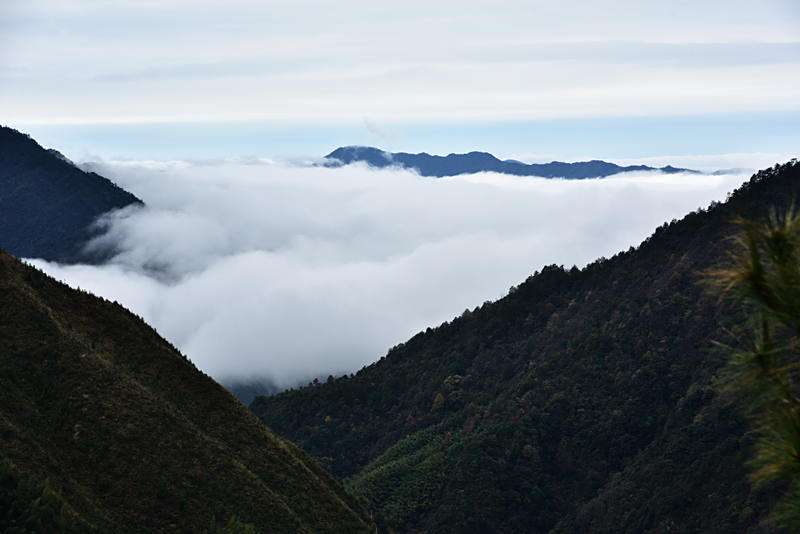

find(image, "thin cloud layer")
[2,1,799,124]
[28,162,749,386]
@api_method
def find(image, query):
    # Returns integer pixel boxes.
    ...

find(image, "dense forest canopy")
[254,160,799,533]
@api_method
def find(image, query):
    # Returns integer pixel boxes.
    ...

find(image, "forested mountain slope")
[325,145,699,178]
[0,251,374,533]
[253,160,800,533]
[0,126,141,261]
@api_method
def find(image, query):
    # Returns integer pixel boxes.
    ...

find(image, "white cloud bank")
[27,162,750,387]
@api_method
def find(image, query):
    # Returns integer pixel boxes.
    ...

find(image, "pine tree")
[709,207,800,528]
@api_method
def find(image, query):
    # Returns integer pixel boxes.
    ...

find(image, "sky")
[1,0,799,163]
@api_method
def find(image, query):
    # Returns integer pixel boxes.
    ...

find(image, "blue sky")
[15,111,799,170]
[2,1,799,167]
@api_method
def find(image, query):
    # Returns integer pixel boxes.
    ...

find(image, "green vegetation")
[0,458,87,533]
[211,515,258,534]
[347,429,447,529]
[254,160,800,532]
[710,207,800,529]
[0,251,374,533]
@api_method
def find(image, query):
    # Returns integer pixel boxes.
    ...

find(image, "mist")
[27,161,749,387]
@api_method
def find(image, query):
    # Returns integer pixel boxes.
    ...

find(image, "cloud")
[27,161,750,387]
[2,1,799,124]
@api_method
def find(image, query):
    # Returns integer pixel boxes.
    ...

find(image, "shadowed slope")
[254,160,798,532]
[0,251,374,533]
[0,126,141,262]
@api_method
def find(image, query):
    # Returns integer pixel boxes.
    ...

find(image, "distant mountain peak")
[325,146,392,165]
[324,145,701,178]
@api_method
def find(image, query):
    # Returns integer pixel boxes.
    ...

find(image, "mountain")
[325,146,701,178]
[253,160,799,533]
[0,126,142,262]
[0,251,374,532]
[224,378,282,405]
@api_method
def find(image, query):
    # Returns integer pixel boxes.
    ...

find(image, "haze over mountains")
[6,126,748,395]
[325,146,702,178]
[1,125,798,532]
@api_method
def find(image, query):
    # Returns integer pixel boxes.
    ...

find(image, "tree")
[709,207,800,528]
[213,515,257,534]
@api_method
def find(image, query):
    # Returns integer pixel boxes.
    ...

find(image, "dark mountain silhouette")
[325,145,701,178]
[0,250,374,533]
[253,160,800,532]
[0,126,141,262]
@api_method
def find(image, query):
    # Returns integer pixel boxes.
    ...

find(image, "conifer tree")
[710,207,800,528]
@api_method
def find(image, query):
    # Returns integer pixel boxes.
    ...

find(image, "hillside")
[0,251,374,532]
[253,160,800,532]
[0,126,141,262]
[325,146,700,178]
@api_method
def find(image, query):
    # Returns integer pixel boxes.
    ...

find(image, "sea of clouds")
[27,161,749,388]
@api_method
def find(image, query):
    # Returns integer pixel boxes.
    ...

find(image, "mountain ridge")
[253,159,799,532]
[0,248,375,532]
[324,145,702,178]
[0,126,142,262]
